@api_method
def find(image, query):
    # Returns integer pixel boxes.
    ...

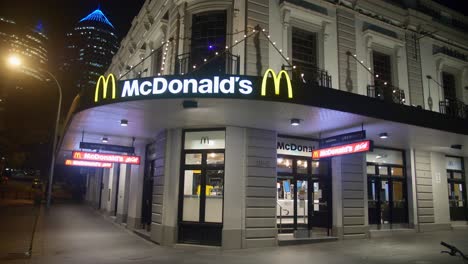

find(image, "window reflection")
[297,160,308,174]
[277,158,293,173]
[185,153,202,165]
[182,170,201,222]
[207,153,224,165]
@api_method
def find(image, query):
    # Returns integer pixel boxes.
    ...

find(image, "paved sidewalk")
[11,204,468,263]
[0,200,39,260]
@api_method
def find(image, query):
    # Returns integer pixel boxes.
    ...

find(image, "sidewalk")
[14,204,468,263]
[0,199,38,261]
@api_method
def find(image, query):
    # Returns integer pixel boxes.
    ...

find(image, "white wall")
[431,152,450,224]
[116,164,131,221]
[223,126,246,249]
[161,128,182,245]
[126,143,147,228]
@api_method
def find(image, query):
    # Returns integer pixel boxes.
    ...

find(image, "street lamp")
[6,54,62,208]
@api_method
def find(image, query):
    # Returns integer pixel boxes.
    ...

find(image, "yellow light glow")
[95,74,116,102]
[7,55,22,67]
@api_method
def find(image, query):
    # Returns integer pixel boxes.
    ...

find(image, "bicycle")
[441,241,468,262]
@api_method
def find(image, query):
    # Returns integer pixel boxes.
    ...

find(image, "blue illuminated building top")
[79,9,114,28]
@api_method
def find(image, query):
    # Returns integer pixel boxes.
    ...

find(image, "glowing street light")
[7,55,22,67]
[6,54,62,209]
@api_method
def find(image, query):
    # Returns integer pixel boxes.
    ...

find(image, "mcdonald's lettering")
[95,74,117,102]
[261,69,293,99]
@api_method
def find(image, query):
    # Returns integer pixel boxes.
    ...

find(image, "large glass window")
[292,27,318,84]
[179,130,225,245]
[190,11,227,74]
[366,148,407,227]
[372,51,392,86]
[442,72,456,100]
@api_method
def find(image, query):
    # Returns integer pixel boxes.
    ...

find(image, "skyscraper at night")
[0,17,48,81]
[62,8,118,108]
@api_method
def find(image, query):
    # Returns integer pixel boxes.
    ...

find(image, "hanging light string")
[258,27,292,67]
[118,40,171,80]
[188,28,258,75]
[346,51,388,85]
[119,25,295,79]
[346,51,405,103]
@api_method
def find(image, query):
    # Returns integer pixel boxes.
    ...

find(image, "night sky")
[1,0,146,66]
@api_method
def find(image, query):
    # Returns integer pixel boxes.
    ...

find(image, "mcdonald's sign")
[200,136,210,145]
[65,159,113,168]
[261,69,293,99]
[312,140,372,159]
[95,74,117,102]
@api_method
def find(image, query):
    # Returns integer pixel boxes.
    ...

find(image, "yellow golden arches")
[261,69,293,99]
[94,74,116,102]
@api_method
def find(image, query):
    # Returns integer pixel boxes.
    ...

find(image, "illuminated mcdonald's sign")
[312,140,372,159]
[65,159,113,168]
[72,151,141,165]
[261,69,293,99]
[95,74,116,102]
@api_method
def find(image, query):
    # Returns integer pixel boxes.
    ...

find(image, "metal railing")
[439,97,467,119]
[281,64,332,89]
[175,51,240,75]
[276,201,290,233]
[367,83,406,104]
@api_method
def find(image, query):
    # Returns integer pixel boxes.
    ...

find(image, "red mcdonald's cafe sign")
[72,151,141,165]
[65,159,113,168]
[312,140,372,159]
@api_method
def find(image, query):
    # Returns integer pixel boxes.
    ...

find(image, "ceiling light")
[120,119,128,127]
[102,137,108,143]
[379,133,388,139]
[290,118,301,126]
[376,155,382,159]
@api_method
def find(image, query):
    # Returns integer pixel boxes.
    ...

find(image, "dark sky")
[1,0,145,66]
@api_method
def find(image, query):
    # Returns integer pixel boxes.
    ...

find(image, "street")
[0,203,465,263]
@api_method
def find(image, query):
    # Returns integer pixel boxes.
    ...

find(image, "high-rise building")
[0,17,48,81]
[62,8,118,107]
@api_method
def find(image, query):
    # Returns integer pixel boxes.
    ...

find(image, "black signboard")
[319,130,366,148]
[79,142,135,153]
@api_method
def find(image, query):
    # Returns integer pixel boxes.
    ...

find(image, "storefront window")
[277,158,293,174]
[182,170,201,222]
[185,153,202,165]
[207,153,224,165]
[446,156,466,221]
[297,160,308,174]
[179,129,225,245]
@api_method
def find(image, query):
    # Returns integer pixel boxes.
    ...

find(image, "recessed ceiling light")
[290,118,301,126]
[102,137,108,143]
[379,133,388,139]
[120,119,128,127]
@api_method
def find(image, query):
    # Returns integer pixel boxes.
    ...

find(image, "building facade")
[60,0,468,249]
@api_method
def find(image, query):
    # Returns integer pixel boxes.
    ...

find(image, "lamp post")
[7,55,62,208]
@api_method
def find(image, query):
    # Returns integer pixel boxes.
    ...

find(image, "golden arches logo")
[261,69,293,99]
[95,74,116,102]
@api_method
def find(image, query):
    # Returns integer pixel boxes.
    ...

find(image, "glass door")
[448,170,466,221]
[276,156,331,235]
